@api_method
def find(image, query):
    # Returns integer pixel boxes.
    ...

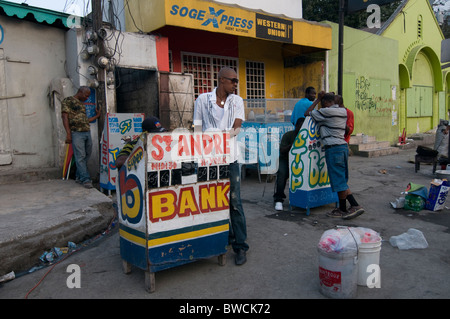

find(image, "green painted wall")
[326,21,400,144]
[381,0,446,134]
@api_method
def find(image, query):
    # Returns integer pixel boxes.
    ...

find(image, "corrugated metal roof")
[0,0,71,28]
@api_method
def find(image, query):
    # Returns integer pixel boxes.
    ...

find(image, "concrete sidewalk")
[0,178,115,276]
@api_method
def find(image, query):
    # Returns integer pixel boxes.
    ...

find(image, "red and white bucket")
[317,227,359,299]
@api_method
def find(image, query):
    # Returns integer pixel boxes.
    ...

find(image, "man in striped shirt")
[305,92,364,220]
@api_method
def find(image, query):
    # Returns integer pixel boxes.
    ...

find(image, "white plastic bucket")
[357,240,381,287]
[318,248,358,299]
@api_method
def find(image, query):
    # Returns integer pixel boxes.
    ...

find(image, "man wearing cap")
[115,116,167,170]
[193,67,249,266]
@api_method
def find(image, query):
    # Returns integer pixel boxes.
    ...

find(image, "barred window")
[182,52,238,98]
[246,61,265,107]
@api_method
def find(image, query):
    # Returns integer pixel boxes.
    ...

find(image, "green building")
[328,0,450,144]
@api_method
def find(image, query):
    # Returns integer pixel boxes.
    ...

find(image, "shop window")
[246,61,266,108]
[181,52,238,98]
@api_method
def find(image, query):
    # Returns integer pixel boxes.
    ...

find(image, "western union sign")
[125,0,331,49]
[255,13,293,43]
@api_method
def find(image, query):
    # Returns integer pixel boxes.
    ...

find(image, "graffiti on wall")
[355,76,377,111]
[353,76,394,117]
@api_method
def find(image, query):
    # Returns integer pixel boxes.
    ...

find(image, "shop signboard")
[289,117,338,215]
[100,113,145,191]
[117,130,232,291]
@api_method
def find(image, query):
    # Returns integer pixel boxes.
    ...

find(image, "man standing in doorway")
[193,67,249,265]
[62,86,100,189]
[291,86,316,126]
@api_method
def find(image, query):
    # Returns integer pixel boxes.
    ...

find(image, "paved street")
[1,145,450,302]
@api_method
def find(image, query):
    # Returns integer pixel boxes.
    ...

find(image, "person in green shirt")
[61,86,100,189]
[274,118,303,211]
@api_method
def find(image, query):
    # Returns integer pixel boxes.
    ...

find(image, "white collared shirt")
[193,88,245,162]
[193,88,245,131]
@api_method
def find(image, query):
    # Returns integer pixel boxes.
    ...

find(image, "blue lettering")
[189,9,198,19]
[220,15,228,24]
[169,5,253,30]
[197,10,206,20]
[170,5,179,15]
[201,7,224,28]
[179,7,188,17]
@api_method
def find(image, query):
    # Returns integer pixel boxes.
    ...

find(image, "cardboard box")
[425,180,450,211]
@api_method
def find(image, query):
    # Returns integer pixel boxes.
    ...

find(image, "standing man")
[274,118,303,211]
[304,92,364,220]
[62,86,100,189]
[291,87,316,126]
[335,95,354,144]
[193,67,249,265]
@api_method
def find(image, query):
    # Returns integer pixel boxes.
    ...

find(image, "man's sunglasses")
[222,77,239,84]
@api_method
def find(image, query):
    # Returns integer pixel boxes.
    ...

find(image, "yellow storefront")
[124,0,331,113]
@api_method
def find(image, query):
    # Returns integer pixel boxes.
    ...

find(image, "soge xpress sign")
[167,0,293,43]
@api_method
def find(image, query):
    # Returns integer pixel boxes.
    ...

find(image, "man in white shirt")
[193,67,249,265]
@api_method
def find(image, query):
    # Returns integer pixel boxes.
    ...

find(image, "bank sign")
[167,0,293,43]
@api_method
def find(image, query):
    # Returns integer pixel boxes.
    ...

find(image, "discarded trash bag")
[318,227,360,253]
[405,182,428,199]
[389,228,428,250]
[390,197,405,209]
[404,194,425,211]
[404,183,427,211]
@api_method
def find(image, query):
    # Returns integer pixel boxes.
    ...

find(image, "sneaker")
[275,202,283,211]
[342,206,365,220]
[326,207,345,218]
[83,181,93,189]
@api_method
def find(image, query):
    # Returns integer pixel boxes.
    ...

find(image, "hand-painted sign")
[100,113,145,190]
[117,132,230,276]
[289,117,338,214]
[148,131,231,164]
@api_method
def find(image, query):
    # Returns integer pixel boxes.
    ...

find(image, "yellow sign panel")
[166,0,256,37]
[165,0,295,43]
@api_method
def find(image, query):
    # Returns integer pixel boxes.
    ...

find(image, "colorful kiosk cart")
[289,117,338,215]
[100,113,145,192]
[117,130,232,292]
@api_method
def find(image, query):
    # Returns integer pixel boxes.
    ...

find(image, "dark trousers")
[228,162,249,252]
[273,157,289,203]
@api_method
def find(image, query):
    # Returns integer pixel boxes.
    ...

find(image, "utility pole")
[92,0,106,140]
[338,0,345,96]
